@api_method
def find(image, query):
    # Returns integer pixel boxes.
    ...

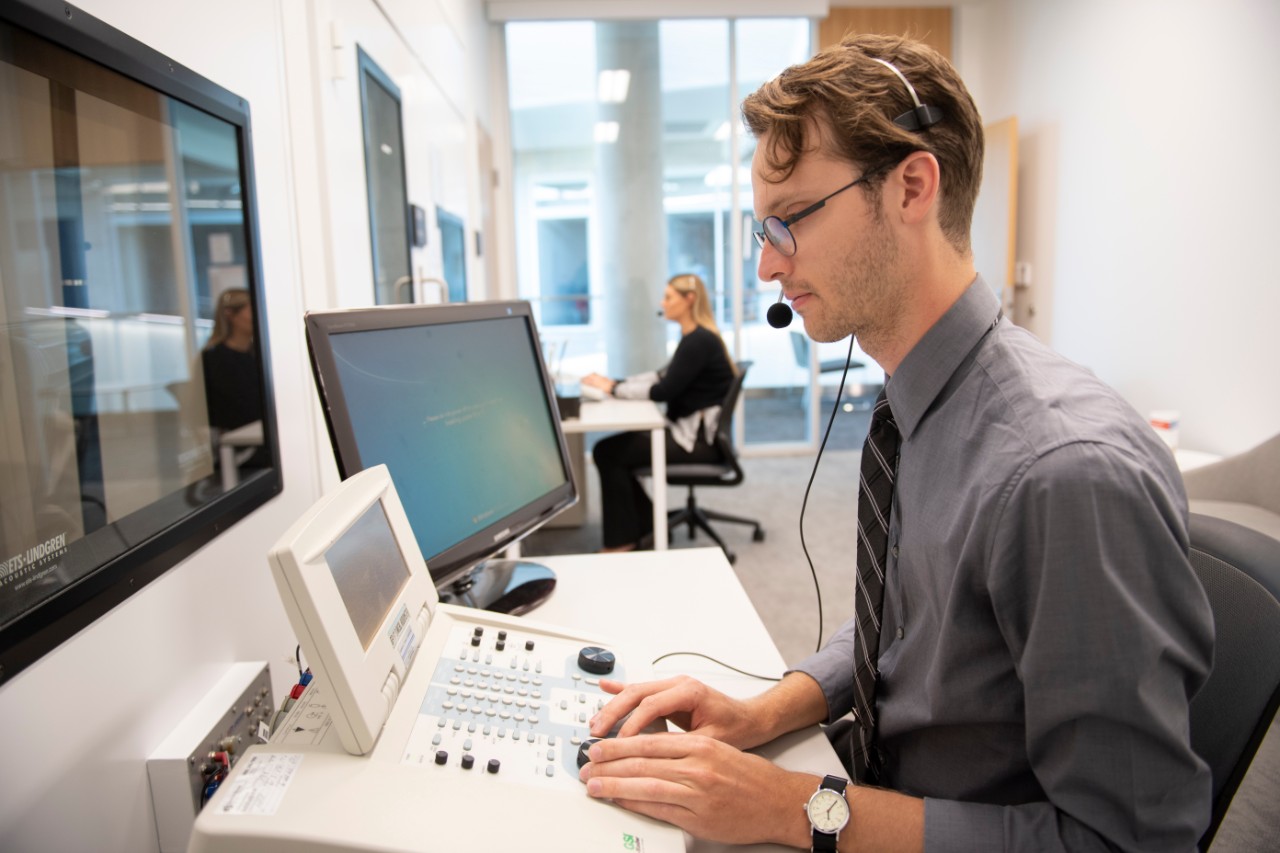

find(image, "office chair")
[1185,512,1280,850]
[791,330,879,412]
[791,330,856,374]
[642,361,763,565]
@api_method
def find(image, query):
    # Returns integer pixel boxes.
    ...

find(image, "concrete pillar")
[595,21,667,378]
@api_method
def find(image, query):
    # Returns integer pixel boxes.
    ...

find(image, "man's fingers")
[589,677,688,737]
[588,731,704,763]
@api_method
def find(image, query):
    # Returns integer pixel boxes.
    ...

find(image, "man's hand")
[589,676,767,749]
[579,732,815,847]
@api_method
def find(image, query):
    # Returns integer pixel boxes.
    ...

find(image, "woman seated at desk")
[581,273,735,553]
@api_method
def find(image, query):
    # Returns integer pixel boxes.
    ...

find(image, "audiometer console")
[188,465,682,853]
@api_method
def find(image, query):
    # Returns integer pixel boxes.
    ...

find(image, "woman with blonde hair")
[201,287,262,435]
[582,273,735,552]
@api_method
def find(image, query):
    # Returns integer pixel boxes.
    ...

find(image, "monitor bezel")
[0,0,283,686]
[267,464,436,755]
[304,300,576,594]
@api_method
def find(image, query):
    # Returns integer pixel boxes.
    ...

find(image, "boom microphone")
[766,290,793,329]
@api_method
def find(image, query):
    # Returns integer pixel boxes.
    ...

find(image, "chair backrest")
[693,359,749,483]
[1182,432,1280,516]
[710,360,750,460]
[657,360,750,490]
[1186,512,1280,850]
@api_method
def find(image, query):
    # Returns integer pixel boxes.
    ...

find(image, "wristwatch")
[804,774,849,852]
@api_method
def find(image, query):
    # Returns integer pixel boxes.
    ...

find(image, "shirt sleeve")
[613,371,658,399]
[789,618,857,724]
[923,441,1213,852]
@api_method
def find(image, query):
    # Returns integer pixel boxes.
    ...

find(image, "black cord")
[651,651,780,682]
[799,336,857,654]
[647,342,855,683]
[295,644,303,679]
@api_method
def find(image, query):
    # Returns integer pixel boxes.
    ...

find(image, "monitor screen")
[324,500,411,650]
[305,301,575,606]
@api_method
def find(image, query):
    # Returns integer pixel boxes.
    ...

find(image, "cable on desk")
[651,651,780,682]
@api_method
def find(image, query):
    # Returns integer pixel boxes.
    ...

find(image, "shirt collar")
[885,275,1000,440]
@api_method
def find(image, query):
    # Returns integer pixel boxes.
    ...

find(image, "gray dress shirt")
[794,277,1213,851]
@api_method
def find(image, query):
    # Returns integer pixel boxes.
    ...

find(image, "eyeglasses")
[752,162,892,257]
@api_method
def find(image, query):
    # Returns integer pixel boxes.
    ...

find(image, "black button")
[487,758,501,773]
[525,640,535,651]
[434,750,448,765]
[461,754,475,770]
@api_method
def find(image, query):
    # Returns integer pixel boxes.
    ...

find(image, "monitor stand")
[439,560,556,616]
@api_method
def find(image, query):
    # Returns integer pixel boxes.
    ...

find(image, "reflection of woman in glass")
[582,273,735,552]
[201,287,262,438]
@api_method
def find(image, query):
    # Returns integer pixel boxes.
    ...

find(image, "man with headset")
[579,33,1213,852]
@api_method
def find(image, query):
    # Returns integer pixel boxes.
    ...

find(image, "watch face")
[806,788,850,833]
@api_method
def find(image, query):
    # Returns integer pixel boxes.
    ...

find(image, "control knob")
[577,646,616,675]
[576,738,601,769]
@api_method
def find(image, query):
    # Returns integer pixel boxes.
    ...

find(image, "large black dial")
[577,646,616,675]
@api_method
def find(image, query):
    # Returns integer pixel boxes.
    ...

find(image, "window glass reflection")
[0,21,269,626]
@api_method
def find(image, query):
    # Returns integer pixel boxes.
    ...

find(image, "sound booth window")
[0,2,281,684]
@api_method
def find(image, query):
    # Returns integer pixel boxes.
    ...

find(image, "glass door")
[358,47,412,305]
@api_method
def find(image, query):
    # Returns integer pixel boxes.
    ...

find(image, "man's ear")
[895,150,940,225]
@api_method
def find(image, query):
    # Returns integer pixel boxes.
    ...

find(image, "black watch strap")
[811,774,847,852]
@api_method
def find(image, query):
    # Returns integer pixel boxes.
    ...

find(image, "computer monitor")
[267,464,435,755]
[304,300,576,614]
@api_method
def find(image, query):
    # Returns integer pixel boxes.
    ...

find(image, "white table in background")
[560,398,668,550]
[1175,448,1223,472]
[534,548,847,853]
[218,419,263,491]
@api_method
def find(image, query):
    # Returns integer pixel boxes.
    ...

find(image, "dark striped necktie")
[851,389,900,782]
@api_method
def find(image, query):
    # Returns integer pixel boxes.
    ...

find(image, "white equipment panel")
[189,466,682,853]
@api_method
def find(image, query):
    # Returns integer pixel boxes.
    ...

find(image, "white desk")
[1175,448,1223,472]
[535,548,847,853]
[561,398,668,550]
[191,548,841,853]
[217,419,263,490]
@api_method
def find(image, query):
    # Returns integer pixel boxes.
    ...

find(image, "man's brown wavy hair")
[742,33,984,255]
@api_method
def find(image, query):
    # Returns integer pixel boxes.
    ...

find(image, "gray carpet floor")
[523,449,1278,850]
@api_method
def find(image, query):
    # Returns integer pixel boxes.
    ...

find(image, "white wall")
[0,2,487,851]
[957,0,1280,456]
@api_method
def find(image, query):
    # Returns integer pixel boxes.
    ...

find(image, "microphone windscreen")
[766,301,793,329]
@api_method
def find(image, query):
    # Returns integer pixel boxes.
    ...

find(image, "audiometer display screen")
[323,500,410,650]
[325,316,567,566]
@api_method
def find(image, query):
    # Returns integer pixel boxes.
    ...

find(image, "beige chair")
[1181,433,1280,542]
